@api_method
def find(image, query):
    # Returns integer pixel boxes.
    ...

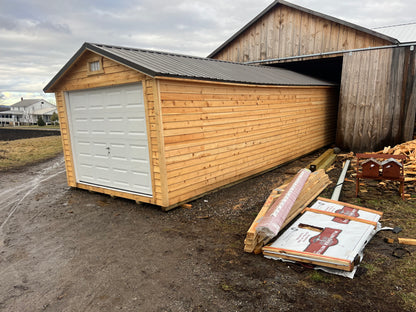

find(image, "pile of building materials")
[244,169,331,253]
[244,151,385,278]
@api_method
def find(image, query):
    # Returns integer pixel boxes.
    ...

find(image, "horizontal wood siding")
[51,50,163,205]
[213,6,392,62]
[336,46,416,152]
[158,79,338,206]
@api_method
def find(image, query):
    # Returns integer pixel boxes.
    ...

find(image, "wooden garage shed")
[44,42,337,209]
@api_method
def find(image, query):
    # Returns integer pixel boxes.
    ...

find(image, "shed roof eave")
[153,75,337,88]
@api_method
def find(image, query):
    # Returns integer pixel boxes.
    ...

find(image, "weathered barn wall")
[336,46,416,152]
[157,78,338,206]
[51,51,165,206]
[212,5,392,63]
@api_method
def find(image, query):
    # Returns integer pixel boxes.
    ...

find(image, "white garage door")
[66,83,152,196]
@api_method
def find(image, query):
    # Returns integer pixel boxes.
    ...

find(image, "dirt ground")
[0,151,415,312]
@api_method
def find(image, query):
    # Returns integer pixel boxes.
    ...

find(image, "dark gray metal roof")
[44,42,334,92]
[208,0,399,58]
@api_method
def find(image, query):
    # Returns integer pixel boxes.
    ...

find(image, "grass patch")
[308,271,332,283]
[401,292,416,310]
[0,136,62,171]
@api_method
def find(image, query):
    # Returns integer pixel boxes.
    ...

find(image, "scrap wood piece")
[244,169,331,253]
[398,238,416,246]
[255,169,311,245]
[303,208,378,228]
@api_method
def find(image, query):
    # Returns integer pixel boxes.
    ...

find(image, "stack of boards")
[263,197,382,274]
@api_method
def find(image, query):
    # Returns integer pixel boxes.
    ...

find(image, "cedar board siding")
[213,6,391,63]
[336,47,416,152]
[158,78,338,205]
[51,51,164,206]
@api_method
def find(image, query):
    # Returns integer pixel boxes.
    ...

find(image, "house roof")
[207,0,399,58]
[12,99,41,107]
[44,42,335,92]
[373,22,416,43]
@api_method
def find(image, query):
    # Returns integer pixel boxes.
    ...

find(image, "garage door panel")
[67,83,152,196]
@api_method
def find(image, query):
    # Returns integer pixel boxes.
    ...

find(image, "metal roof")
[207,0,399,58]
[44,42,334,92]
[373,22,416,43]
[11,99,41,107]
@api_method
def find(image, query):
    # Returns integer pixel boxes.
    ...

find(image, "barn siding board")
[158,78,337,206]
[401,49,416,142]
[211,5,393,63]
[336,46,416,151]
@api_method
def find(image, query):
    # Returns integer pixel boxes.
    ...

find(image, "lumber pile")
[244,169,331,253]
[376,139,416,196]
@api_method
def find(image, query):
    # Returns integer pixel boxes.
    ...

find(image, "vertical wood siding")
[158,79,338,206]
[51,51,163,205]
[213,6,391,62]
[336,47,416,152]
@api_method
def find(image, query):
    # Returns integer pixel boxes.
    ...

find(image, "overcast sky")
[1,0,415,105]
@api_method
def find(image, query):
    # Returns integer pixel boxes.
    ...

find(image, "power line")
[373,21,416,30]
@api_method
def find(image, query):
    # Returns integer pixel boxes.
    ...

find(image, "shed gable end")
[50,50,147,92]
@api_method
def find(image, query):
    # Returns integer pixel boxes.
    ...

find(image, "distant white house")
[0,98,57,126]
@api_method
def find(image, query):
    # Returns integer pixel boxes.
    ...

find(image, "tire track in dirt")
[0,156,66,240]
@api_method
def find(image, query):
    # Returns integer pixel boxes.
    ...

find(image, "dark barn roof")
[44,42,335,92]
[207,0,399,58]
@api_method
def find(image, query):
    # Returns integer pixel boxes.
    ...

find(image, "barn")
[208,0,416,152]
[44,42,337,209]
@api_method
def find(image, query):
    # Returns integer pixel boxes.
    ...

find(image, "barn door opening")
[66,83,152,196]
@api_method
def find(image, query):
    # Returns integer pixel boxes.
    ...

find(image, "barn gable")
[208,0,398,63]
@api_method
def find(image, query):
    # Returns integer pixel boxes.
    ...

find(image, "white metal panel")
[66,83,152,196]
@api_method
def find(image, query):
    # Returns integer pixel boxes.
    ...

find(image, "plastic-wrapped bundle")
[255,168,311,242]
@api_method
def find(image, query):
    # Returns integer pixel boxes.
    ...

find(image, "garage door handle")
[106,146,110,156]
